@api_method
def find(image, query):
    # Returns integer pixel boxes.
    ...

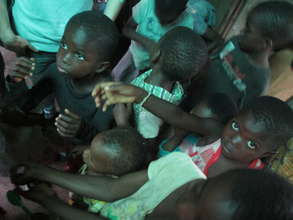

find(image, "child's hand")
[92,82,146,111]
[16,183,56,204]
[55,109,82,138]
[10,57,35,82]
[10,162,43,186]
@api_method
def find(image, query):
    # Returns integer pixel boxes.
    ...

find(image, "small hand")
[16,183,56,204]
[92,82,145,111]
[3,34,38,55]
[55,109,81,138]
[10,57,35,82]
[10,162,43,186]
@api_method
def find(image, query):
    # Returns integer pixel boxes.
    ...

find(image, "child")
[112,0,216,81]
[245,1,293,101]
[73,127,147,213]
[122,27,208,139]
[92,83,293,177]
[197,33,272,108]
[12,153,293,220]
[6,11,119,144]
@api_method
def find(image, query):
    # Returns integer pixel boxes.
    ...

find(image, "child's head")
[185,169,293,220]
[191,93,238,125]
[246,1,293,50]
[82,127,146,176]
[56,11,119,79]
[153,27,208,82]
[221,96,293,164]
[155,0,188,25]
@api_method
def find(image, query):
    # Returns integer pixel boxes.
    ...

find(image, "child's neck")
[70,73,107,94]
[208,154,249,178]
[146,66,174,91]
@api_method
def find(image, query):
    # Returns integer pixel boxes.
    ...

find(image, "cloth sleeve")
[132,0,149,24]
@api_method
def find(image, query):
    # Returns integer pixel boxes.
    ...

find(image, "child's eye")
[75,53,85,61]
[231,121,239,131]
[247,140,256,150]
[60,42,68,50]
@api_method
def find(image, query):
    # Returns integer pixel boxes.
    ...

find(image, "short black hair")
[66,11,119,61]
[242,96,293,147]
[155,0,188,16]
[205,93,238,124]
[217,169,293,220]
[246,1,293,50]
[159,27,208,82]
[100,127,147,176]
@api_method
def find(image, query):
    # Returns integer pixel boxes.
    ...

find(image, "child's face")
[82,134,113,174]
[155,1,186,26]
[56,24,104,79]
[221,110,272,163]
[177,178,236,220]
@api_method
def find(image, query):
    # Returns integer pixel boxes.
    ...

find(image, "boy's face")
[56,24,104,79]
[82,134,113,174]
[155,1,186,25]
[177,178,236,220]
[221,110,273,163]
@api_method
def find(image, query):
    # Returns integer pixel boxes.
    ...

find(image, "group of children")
[1,0,293,219]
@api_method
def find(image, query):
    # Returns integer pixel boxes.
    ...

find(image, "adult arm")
[0,0,38,54]
[104,0,126,21]
[11,164,148,202]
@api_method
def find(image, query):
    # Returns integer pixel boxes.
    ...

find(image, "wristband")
[139,92,151,107]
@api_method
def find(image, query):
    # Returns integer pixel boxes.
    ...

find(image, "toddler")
[6,11,120,144]
[123,27,208,139]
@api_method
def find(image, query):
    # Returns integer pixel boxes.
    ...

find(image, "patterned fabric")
[187,0,216,34]
[79,164,108,213]
[131,70,184,138]
[100,152,207,220]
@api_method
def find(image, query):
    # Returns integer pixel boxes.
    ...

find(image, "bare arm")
[104,0,125,21]
[93,83,223,137]
[123,17,156,55]
[12,164,148,202]
[41,196,107,220]
[0,0,37,54]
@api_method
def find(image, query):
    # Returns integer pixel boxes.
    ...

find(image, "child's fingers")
[64,109,80,120]
[56,127,75,137]
[55,118,78,133]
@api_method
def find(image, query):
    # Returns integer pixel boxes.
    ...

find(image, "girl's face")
[221,110,273,163]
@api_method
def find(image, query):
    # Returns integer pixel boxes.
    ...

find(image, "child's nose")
[62,52,72,64]
[231,134,242,144]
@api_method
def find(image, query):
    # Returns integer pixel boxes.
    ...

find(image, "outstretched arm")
[92,83,223,137]
[11,164,148,202]
[17,185,108,220]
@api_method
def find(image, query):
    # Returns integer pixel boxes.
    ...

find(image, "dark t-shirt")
[202,37,270,107]
[42,63,113,144]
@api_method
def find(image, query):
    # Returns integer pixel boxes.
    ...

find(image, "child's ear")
[95,61,111,73]
[150,48,161,65]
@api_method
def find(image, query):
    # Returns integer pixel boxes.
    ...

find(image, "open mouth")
[57,65,68,73]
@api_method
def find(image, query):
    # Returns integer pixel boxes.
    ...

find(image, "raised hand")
[55,109,82,138]
[92,82,146,111]
[9,57,35,82]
